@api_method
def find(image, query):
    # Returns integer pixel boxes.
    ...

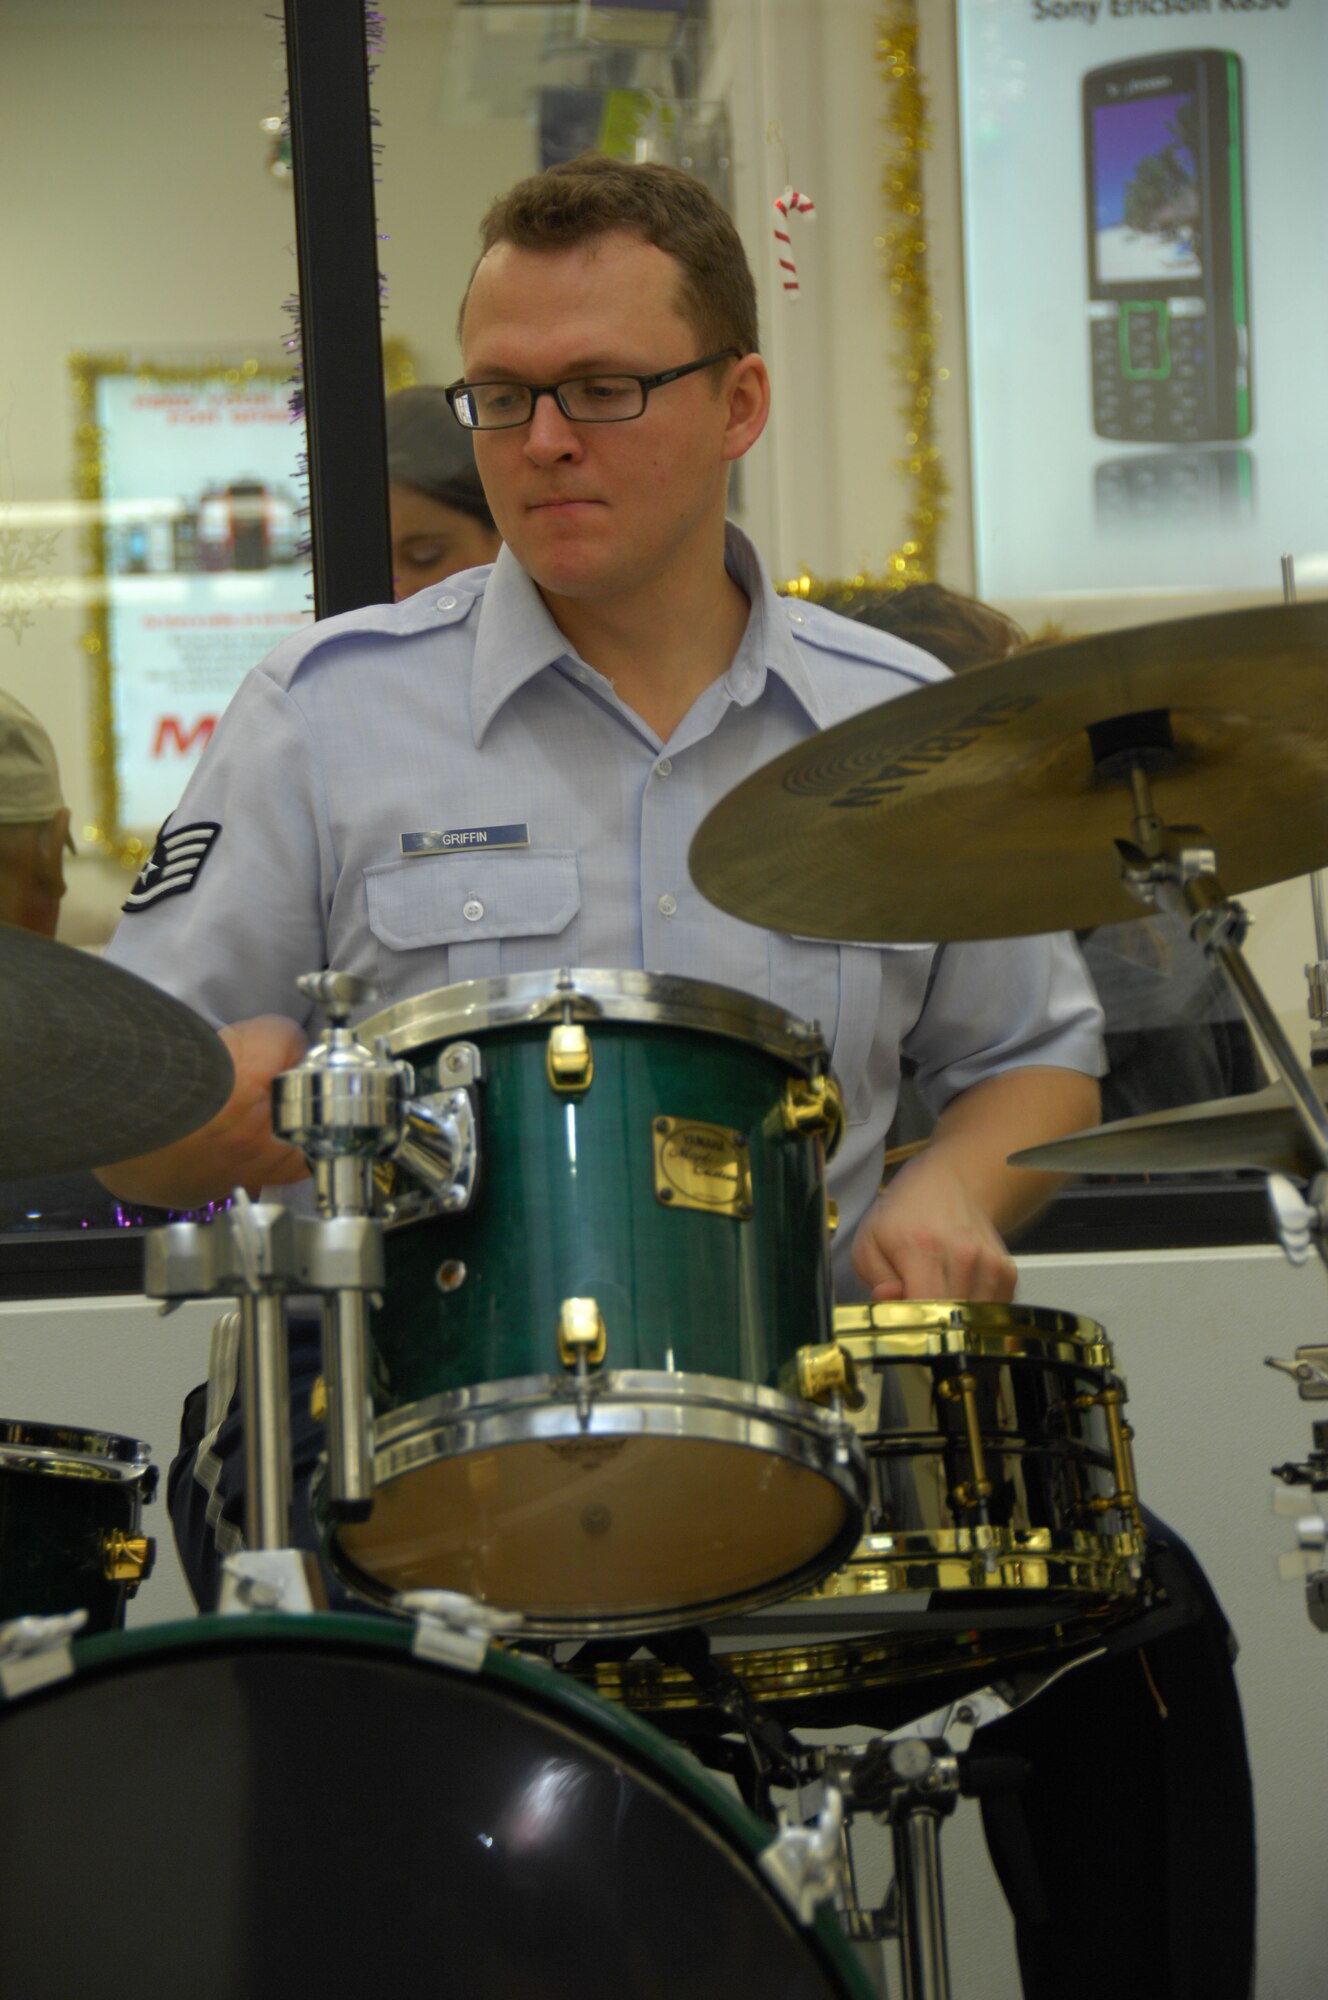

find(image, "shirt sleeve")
[903,929,1106,1116]
[103,666,334,1033]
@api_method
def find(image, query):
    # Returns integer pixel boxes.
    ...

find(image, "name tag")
[401,823,531,856]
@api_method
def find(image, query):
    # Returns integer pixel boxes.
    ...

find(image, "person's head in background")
[386,385,502,598]
[814,580,1030,673]
[0,691,74,937]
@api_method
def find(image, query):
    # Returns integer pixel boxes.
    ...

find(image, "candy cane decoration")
[773,187,816,297]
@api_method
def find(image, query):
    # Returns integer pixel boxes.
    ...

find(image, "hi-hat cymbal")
[690,602,1328,942]
[1009,1070,1328,1179]
[0,928,234,1179]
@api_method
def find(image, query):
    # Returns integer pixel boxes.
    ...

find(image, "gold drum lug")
[1075,1384,1144,1532]
[826,1198,840,1235]
[779,1073,846,1159]
[310,1374,328,1423]
[937,1371,994,1508]
[557,1297,607,1369]
[795,1342,867,1412]
[547,1022,594,1095]
[103,1530,155,1591]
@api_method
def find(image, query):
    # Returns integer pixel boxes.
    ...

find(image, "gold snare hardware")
[557,1297,607,1370]
[1073,1383,1143,1531]
[547,1022,594,1095]
[779,1073,846,1158]
[935,1372,994,1510]
[103,1530,155,1591]
[794,1342,867,1412]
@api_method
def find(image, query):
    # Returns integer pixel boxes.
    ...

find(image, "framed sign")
[956,1,1328,599]
[71,342,412,861]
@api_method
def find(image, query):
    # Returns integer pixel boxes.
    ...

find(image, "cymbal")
[690,602,1328,942]
[1009,1070,1328,1179]
[0,927,234,1179]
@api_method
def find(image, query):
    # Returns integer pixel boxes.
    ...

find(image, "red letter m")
[152,715,217,757]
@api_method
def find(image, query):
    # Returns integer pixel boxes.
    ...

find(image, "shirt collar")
[468,525,829,745]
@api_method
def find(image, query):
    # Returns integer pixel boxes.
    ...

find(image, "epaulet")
[780,597,949,686]
[257,567,489,687]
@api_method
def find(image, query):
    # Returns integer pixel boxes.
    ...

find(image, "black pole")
[284,0,393,617]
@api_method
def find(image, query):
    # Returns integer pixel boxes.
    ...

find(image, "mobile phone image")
[1094,447,1254,529]
[1083,50,1251,444]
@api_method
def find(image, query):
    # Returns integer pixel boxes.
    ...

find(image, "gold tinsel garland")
[785,1,948,603]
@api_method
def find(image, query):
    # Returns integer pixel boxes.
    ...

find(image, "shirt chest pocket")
[364,849,581,991]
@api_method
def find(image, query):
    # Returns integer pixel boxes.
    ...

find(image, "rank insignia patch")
[121,821,221,913]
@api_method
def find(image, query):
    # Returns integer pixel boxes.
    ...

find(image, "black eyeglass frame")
[445,349,742,430]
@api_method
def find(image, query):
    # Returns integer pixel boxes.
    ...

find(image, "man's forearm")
[922,1064,1101,1236]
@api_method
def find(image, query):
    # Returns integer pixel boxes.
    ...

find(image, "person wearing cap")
[386,385,502,598]
[0,690,74,939]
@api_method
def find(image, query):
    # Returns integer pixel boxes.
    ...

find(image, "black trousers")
[169,1345,1256,2000]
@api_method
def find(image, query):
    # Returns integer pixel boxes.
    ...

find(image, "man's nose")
[523,388,582,461]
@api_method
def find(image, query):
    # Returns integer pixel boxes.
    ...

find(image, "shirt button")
[656,757,673,777]
[436,592,457,611]
[463,897,484,922]
[786,605,804,625]
[657,892,678,918]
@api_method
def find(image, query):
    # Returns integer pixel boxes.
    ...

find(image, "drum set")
[3,599,1328,1998]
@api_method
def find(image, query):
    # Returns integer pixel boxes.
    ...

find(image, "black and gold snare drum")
[573,1302,1147,1724]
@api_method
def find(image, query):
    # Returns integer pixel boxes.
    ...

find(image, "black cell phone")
[1083,50,1251,444]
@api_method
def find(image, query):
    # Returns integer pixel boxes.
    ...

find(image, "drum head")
[0,1614,866,2000]
[335,1421,858,1635]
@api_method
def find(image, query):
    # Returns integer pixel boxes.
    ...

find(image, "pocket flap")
[365,849,580,951]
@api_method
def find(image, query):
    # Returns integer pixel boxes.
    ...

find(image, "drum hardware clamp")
[793,1342,867,1414]
[1264,1172,1328,1273]
[398,1588,525,1675]
[757,1781,847,1926]
[102,1529,154,1591]
[547,1019,594,1095]
[557,1298,608,1428]
[0,1610,88,1701]
[779,1073,846,1158]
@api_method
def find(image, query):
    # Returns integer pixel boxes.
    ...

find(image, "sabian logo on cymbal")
[783,692,1039,808]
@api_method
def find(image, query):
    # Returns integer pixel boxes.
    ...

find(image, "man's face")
[460,231,750,607]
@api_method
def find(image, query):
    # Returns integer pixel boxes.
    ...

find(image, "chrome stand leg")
[893,1805,952,2000]
[239,1291,291,1551]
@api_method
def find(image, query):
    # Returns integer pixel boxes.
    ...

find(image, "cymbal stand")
[1112,759,1328,1276]
[1112,742,1328,1628]
[763,1654,1101,1999]
[1280,553,1328,1067]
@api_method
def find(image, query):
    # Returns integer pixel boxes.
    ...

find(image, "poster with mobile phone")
[958,2,1327,598]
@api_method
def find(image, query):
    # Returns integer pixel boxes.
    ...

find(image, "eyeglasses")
[445,349,740,431]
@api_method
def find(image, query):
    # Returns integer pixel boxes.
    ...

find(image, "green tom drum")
[0,1419,155,1631]
[327,970,867,1637]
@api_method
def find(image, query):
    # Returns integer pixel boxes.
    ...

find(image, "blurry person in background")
[386,384,502,598]
[0,689,74,938]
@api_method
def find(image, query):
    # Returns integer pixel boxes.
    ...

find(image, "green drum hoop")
[327,970,866,1638]
[0,1418,155,1630]
[0,1611,872,2000]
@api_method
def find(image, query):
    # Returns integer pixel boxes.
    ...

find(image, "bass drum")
[0,1612,871,2000]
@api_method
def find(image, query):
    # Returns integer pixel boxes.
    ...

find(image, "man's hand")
[850,1065,1101,1303]
[96,1014,311,1208]
[853,1163,1019,1302]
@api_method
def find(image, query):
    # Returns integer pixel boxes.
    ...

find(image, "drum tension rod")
[1073,1383,1143,1534]
[936,1372,993,1512]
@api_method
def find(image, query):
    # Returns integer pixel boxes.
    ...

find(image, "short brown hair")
[461,154,759,359]
[813,582,1028,675]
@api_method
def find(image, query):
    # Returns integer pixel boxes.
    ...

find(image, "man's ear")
[34,809,70,900]
[721,353,771,464]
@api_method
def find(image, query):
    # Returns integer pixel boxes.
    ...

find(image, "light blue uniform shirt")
[107,525,1103,1295]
